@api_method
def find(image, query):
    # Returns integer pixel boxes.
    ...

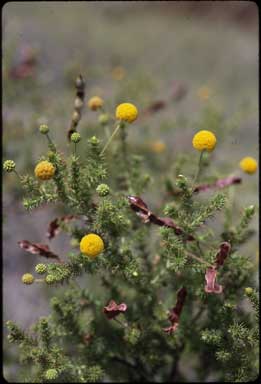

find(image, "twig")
[67,74,85,140]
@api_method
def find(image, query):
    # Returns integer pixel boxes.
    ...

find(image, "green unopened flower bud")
[71,132,81,143]
[176,174,189,189]
[35,264,47,274]
[98,113,110,125]
[45,275,56,285]
[143,174,151,183]
[3,160,16,173]
[245,205,255,216]
[88,136,100,146]
[96,183,110,196]
[132,271,139,277]
[45,368,58,380]
[47,151,56,162]
[245,287,253,295]
[22,273,34,285]
[70,238,79,247]
[39,124,49,134]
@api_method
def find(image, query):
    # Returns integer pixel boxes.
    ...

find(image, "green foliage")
[222,205,256,249]
[187,193,226,231]
[4,77,258,383]
[201,290,259,382]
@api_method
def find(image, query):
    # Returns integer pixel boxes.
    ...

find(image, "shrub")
[4,75,258,382]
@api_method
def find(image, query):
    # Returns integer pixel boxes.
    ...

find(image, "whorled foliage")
[4,75,258,383]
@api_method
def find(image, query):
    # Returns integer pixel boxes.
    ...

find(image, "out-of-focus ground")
[2,1,258,381]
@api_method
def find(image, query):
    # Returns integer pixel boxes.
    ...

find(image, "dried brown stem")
[67,74,85,140]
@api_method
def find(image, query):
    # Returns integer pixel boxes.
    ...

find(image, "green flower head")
[3,160,16,173]
[98,113,110,126]
[96,183,110,197]
[35,264,47,274]
[88,136,100,146]
[39,124,49,134]
[45,275,56,285]
[245,287,253,295]
[71,132,81,143]
[45,368,58,380]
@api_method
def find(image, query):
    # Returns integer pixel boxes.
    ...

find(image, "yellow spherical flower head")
[112,66,126,80]
[88,96,104,111]
[34,161,55,180]
[22,273,34,285]
[150,141,166,154]
[197,86,211,101]
[80,233,104,259]
[192,130,217,152]
[115,103,138,123]
[239,157,257,174]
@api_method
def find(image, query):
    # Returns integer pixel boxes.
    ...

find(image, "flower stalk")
[100,123,122,155]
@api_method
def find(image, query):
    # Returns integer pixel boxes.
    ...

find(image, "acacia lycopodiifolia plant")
[4,75,258,382]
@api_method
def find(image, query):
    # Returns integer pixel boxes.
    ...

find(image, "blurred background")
[3,1,258,381]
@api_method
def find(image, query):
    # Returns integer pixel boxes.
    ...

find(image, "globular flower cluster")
[98,113,110,125]
[111,65,126,80]
[239,156,257,174]
[45,275,56,285]
[149,140,166,154]
[197,86,211,101]
[96,183,110,196]
[245,287,254,295]
[35,263,47,274]
[88,136,100,146]
[39,124,49,135]
[22,273,34,285]
[34,161,55,180]
[192,130,217,152]
[45,369,58,380]
[80,233,104,258]
[3,160,16,172]
[88,96,104,111]
[115,103,138,123]
[70,132,81,143]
